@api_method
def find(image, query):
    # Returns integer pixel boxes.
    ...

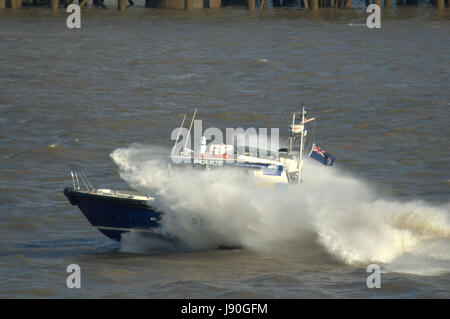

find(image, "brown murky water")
[0,7,449,298]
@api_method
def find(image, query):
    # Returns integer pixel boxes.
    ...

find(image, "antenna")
[289,112,296,153]
[184,108,197,151]
[298,104,306,183]
[172,113,187,151]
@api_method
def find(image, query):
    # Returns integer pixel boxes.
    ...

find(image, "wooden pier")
[0,0,448,10]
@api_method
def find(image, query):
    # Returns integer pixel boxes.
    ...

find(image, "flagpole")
[298,105,305,183]
[289,112,295,153]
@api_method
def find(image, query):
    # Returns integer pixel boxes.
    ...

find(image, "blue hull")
[63,188,163,242]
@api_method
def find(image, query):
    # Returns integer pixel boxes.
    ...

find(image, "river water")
[0,7,449,298]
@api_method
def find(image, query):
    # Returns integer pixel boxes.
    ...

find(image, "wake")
[111,144,450,276]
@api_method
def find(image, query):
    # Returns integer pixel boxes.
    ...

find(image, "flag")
[309,143,335,166]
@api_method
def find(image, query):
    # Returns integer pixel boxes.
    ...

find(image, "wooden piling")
[118,0,126,10]
[0,0,6,8]
[436,0,444,7]
[303,0,309,8]
[345,0,352,7]
[50,0,58,10]
[385,0,392,7]
[10,0,22,8]
[185,0,192,9]
[259,0,268,9]
[247,0,254,10]
[207,0,221,8]
[311,0,318,10]
[373,0,381,6]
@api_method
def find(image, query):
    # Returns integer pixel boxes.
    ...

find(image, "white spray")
[111,144,450,275]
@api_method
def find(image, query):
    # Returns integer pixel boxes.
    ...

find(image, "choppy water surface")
[0,7,449,298]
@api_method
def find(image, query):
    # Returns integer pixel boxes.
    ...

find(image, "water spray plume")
[111,144,450,276]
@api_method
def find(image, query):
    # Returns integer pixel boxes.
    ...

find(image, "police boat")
[63,105,334,242]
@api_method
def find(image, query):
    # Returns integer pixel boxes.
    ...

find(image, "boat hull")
[63,188,162,242]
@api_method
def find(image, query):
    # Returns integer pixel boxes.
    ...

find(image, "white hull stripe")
[95,226,155,233]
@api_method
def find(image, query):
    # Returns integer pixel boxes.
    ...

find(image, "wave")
[111,144,450,275]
